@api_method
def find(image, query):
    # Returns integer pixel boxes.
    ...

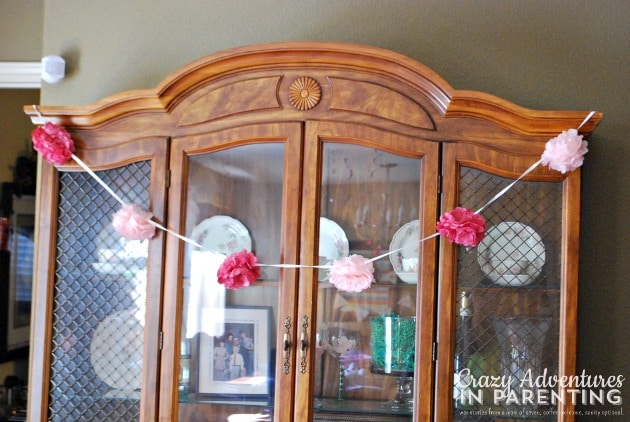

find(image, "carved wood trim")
[25,42,600,138]
[289,77,321,110]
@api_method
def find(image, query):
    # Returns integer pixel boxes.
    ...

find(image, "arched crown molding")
[24,42,601,137]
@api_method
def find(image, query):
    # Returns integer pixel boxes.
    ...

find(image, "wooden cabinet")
[25,42,601,421]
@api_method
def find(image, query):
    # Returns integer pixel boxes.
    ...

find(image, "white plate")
[389,220,420,284]
[318,218,349,280]
[90,310,144,391]
[191,216,252,255]
[477,222,546,286]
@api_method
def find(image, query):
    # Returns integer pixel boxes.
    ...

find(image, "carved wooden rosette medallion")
[289,77,321,110]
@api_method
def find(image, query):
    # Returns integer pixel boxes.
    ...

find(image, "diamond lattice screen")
[453,166,562,420]
[48,161,151,421]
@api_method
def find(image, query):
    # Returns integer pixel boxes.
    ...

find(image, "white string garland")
[30,105,596,279]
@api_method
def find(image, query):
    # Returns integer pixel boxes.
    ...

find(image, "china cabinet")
[25,42,601,421]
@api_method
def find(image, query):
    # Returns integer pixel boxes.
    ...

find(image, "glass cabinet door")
[453,168,562,421]
[43,158,164,422]
[28,138,168,422]
[438,143,577,421]
[163,124,303,421]
[302,122,440,421]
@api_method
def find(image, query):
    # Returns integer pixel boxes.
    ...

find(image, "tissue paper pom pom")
[436,207,486,247]
[328,254,375,292]
[31,122,75,165]
[112,204,156,241]
[541,129,588,173]
[217,250,261,289]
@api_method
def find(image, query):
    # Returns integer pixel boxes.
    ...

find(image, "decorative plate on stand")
[477,221,545,286]
[90,310,144,392]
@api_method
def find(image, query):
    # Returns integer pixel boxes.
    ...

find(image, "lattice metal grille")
[453,167,562,421]
[48,162,151,421]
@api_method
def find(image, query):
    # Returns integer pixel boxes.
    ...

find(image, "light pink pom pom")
[541,129,588,173]
[112,204,156,241]
[328,254,375,292]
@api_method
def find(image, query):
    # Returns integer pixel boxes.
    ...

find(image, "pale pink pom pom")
[328,254,375,292]
[541,129,588,173]
[112,204,156,241]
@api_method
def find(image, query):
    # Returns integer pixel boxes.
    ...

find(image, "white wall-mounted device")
[41,55,66,84]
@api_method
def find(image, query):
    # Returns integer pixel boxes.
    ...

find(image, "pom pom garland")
[28,108,596,291]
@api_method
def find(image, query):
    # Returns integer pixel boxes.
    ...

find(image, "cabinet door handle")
[282,317,291,374]
[300,331,308,358]
[300,316,308,374]
[283,333,291,355]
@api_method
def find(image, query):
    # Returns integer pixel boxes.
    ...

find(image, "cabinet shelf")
[315,398,412,421]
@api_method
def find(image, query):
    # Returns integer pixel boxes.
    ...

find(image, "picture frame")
[192,306,272,399]
[0,192,34,362]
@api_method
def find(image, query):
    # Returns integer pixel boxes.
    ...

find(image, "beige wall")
[0,0,43,182]
[0,0,43,181]
[27,0,630,416]
[0,89,40,182]
[0,0,43,61]
[0,0,42,383]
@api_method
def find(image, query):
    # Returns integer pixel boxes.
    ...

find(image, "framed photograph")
[194,306,272,399]
[0,193,34,362]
